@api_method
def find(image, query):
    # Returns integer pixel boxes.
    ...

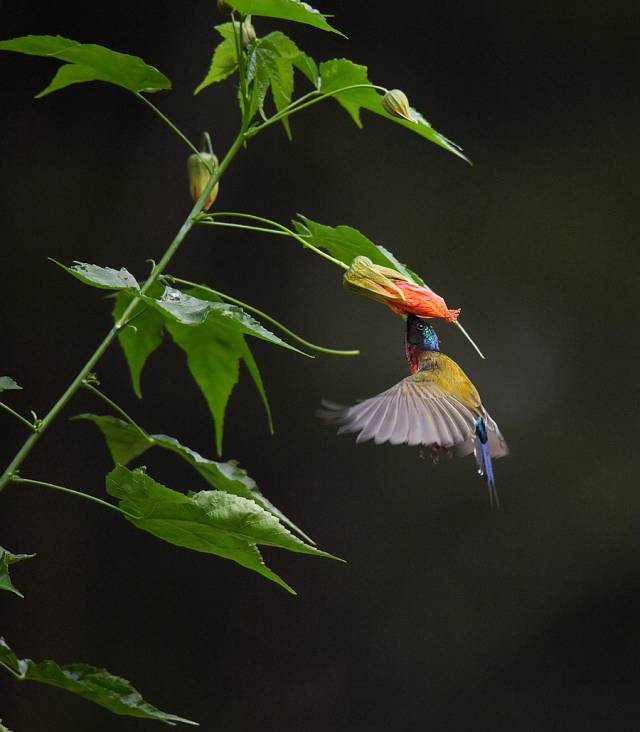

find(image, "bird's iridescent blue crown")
[405,314,440,352]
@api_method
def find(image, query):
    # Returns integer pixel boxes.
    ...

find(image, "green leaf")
[224,0,343,36]
[0,718,14,732]
[0,35,170,97]
[77,414,313,543]
[318,58,469,162]
[194,23,239,94]
[113,292,165,398]
[293,50,319,88]
[0,546,35,598]
[0,638,196,726]
[73,414,151,465]
[144,287,299,451]
[165,316,240,455]
[293,215,426,285]
[237,339,273,434]
[52,259,139,290]
[106,466,337,593]
[0,377,21,392]
[144,287,302,353]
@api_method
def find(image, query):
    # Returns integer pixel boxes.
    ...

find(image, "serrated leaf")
[0,638,196,726]
[106,466,337,593]
[293,215,425,285]
[0,35,170,97]
[73,414,151,465]
[237,339,273,434]
[113,292,165,398]
[146,287,304,451]
[77,415,312,542]
[0,546,35,598]
[319,58,469,162]
[52,260,139,290]
[194,25,238,94]
[144,287,303,353]
[0,377,21,392]
[293,50,319,88]
[0,717,14,732]
[224,0,343,36]
[165,316,240,456]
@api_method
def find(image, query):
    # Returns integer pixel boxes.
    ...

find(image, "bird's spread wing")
[319,374,478,448]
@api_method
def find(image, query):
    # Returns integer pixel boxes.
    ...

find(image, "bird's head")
[405,315,440,371]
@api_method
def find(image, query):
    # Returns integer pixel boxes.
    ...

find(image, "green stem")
[247,84,388,137]
[11,477,139,520]
[201,212,349,270]
[0,658,23,680]
[82,382,152,442]
[165,276,360,357]
[453,320,485,360]
[134,93,202,159]
[0,401,36,432]
[0,119,248,492]
[202,217,485,359]
[231,13,250,123]
[198,220,290,237]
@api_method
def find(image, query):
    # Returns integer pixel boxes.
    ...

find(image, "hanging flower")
[343,255,460,322]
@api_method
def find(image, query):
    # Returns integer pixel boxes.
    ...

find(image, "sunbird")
[320,314,508,505]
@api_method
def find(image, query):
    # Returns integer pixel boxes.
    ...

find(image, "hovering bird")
[320,314,508,505]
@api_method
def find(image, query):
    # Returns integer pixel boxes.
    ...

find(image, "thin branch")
[246,83,389,137]
[82,382,152,443]
[201,212,349,270]
[0,401,36,432]
[11,477,139,520]
[165,276,360,357]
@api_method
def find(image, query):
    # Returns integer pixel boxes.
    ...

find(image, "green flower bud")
[241,16,256,46]
[217,0,233,14]
[187,152,219,211]
[382,89,415,122]
[343,255,409,302]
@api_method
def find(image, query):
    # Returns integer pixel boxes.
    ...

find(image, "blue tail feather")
[474,417,499,508]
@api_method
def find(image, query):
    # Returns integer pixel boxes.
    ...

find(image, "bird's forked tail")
[474,416,499,508]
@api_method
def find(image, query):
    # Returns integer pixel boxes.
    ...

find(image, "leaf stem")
[164,276,360,357]
[0,118,248,492]
[246,84,388,137]
[453,319,485,360]
[200,217,485,359]
[196,219,290,237]
[134,93,201,158]
[200,212,349,270]
[0,658,23,680]
[10,477,139,519]
[82,382,152,442]
[0,401,36,432]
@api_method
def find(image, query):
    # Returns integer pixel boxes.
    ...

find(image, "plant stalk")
[0,119,248,492]
[165,276,360,357]
[0,401,36,432]
[11,477,139,519]
[201,212,349,270]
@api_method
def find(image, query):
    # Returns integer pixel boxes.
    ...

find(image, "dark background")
[2,2,639,730]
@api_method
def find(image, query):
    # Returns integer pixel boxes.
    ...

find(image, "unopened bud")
[382,89,415,122]
[217,0,233,14]
[241,16,256,45]
[187,152,219,210]
[343,256,409,303]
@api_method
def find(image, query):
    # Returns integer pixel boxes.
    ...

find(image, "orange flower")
[343,256,460,322]
[385,280,460,322]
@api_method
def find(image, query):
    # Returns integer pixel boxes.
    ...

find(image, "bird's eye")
[417,322,424,330]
